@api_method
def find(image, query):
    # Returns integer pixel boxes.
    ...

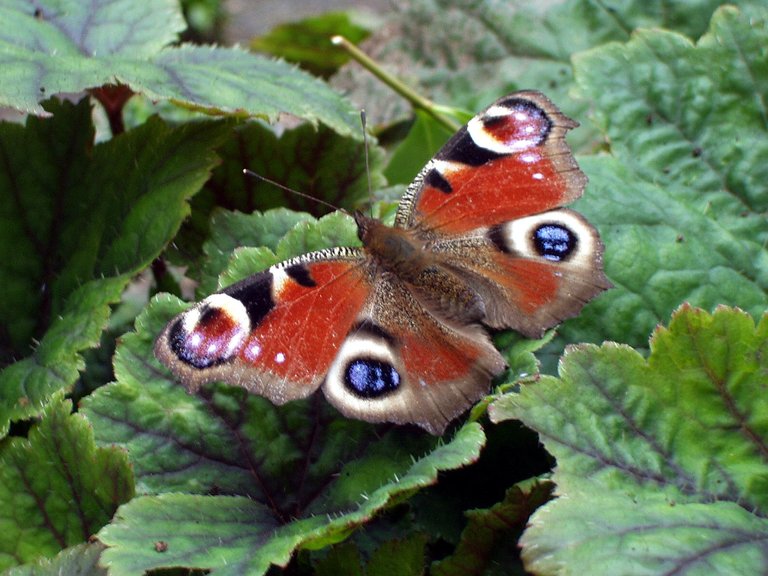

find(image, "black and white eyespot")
[323,321,408,415]
[488,209,599,267]
[467,98,552,156]
[169,293,251,369]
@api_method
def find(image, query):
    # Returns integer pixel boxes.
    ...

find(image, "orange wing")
[155,248,372,404]
[395,91,587,235]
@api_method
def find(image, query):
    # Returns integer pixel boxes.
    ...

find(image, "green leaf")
[564,5,768,349]
[0,0,359,136]
[197,208,316,294]
[268,211,360,268]
[490,305,768,575]
[312,533,429,576]
[0,278,128,435]
[251,11,372,78]
[366,533,428,576]
[313,542,363,576]
[197,209,359,295]
[383,110,455,186]
[469,331,553,427]
[0,398,133,571]
[94,416,485,575]
[522,495,768,576]
[135,45,359,134]
[0,98,228,434]
[175,121,384,267]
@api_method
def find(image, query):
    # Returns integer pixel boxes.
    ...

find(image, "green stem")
[331,35,461,132]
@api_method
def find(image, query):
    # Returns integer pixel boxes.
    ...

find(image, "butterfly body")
[155,91,611,434]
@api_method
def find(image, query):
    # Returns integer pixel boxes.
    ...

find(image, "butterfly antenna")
[360,110,374,217]
[242,169,350,216]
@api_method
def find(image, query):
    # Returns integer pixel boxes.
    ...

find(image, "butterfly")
[154,91,611,435]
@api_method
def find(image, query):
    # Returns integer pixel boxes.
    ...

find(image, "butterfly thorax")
[354,211,487,325]
[354,211,432,281]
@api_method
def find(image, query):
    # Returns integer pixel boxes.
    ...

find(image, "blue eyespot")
[345,358,401,398]
[533,224,576,261]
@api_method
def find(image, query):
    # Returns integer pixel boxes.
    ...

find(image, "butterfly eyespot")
[344,358,401,398]
[473,98,553,154]
[169,295,250,369]
[533,224,577,262]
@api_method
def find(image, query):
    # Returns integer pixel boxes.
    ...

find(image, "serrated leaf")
[469,332,553,426]
[0,277,129,436]
[0,0,184,115]
[272,211,359,264]
[490,305,768,575]
[0,0,359,136]
[524,494,768,576]
[313,541,363,576]
[197,208,316,295]
[564,5,768,349]
[367,533,428,576]
[0,98,228,434]
[202,210,359,294]
[94,418,485,575]
[227,123,383,213]
[175,121,384,268]
[314,532,429,576]
[0,399,133,571]
[2,0,184,58]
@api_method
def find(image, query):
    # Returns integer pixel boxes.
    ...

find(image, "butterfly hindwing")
[321,275,505,435]
[430,208,609,337]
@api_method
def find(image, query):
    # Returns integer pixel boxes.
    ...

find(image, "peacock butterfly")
[155,91,611,435]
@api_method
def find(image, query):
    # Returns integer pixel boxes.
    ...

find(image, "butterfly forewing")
[395,91,587,233]
[155,249,373,404]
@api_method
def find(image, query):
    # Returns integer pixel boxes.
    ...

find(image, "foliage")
[491,306,768,575]
[0,0,765,575]
[251,11,373,78]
